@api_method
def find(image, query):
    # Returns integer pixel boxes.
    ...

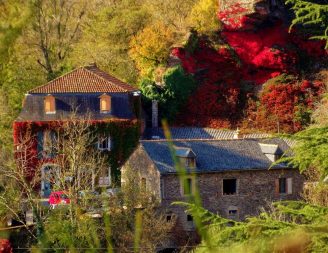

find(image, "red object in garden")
[48,191,70,207]
[0,239,12,253]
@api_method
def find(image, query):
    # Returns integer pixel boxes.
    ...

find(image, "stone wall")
[161,169,304,230]
[121,144,161,199]
[122,145,304,232]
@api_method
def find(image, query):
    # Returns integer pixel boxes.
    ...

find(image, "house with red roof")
[14,64,141,197]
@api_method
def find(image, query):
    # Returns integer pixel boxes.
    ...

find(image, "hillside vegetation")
[0,0,327,149]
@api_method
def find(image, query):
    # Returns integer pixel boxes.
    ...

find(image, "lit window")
[99,94,111,113]
[98,136,112,151]
[223,179,237,195]
[44,95,56,114]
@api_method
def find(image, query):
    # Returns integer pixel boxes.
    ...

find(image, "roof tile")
[29,65,137,94]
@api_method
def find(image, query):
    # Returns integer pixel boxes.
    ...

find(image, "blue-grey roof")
[175,146,196,158]
[17,93,136,121]
[143,127,270,140]
[141,138,292,174]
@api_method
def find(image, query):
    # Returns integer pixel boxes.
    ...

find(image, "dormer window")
[44,95,56,114]
[175,146,196,168]
[258,143,282,162]
[99,94,111,113]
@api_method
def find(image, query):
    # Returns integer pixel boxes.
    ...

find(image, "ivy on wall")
[13,119,140,182]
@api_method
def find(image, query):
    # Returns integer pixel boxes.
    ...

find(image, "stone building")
[122,134,304,231]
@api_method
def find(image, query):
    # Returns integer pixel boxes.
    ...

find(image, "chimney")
[233,128,242,139]
[152,100,158,128]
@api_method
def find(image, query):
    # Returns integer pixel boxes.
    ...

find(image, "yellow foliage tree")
[129,22,175,77]
[188,0,221,34]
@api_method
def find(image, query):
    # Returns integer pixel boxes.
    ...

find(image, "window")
[141,177,147,191]
[182,177,194,196]
[98,136,112,151]
[43,130,57,157]
[279,178,286,194]
[98,168,111,187]
[44,95,56,114]
[223,179,237,195]
[166,215,172,222]
[276,178,292,195]
[187,214,193,222]
[99,94,111,113]
[99,177,110,186]
[186,157,196,168]
[179,157,196,168]
[228,206,239,219]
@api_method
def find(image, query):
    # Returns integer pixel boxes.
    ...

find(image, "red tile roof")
[29,65,138,94]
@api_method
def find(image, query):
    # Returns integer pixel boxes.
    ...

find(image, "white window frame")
[97,136,112,151]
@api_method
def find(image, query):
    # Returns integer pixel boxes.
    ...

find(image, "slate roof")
[28,65,138,94]
[144,127,270,140]
[17,93,135,121]
[141,138,292,174]
[175,146,196,158]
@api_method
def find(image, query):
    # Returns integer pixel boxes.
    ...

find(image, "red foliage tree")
[171,3,327,130]
[243,79,324,133]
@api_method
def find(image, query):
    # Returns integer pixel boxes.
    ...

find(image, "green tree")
[140,66,197,122]
[286,0,328,48]
[179,201,328,253]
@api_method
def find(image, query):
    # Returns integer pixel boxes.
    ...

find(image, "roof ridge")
[83,66,127,92]
[141,137,271,142]
[28,67,85,94]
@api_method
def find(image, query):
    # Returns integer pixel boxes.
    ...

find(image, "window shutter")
[274,179,279,196]
[45,99,51,112]
[287,178,293,194]
[44,95,55,113]
[50,96,55,112]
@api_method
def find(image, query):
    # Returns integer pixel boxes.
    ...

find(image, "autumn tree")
[71,0,150,83]
[188,0,221,35]
[144,0,197,41]
[129,22,175,77]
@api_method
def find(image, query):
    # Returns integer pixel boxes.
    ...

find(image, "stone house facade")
[122,137,304,231]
